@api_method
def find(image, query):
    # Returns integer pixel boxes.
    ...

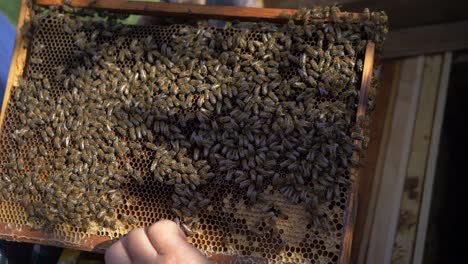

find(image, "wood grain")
[0,220,111,253]
[0,0,29,130]
[366,56,425,264]
[352,59,401,264]
[339,42,375,264]
[0,0,101,254]
[264,0,468,30]
[357,60,402,264]
[391,55,443,264]
[383,20,468,59]
[35,0,363,22]
[412,52,452,264]
[0,1,376,261]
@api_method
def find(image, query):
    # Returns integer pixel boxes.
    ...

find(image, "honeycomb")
[0,6,386,263]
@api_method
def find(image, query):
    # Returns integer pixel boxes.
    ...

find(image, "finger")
[146,220,187,255]
[105,240,132,264]
[121,227,159,263]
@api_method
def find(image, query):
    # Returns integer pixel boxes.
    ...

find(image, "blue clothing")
[0,12,15,108]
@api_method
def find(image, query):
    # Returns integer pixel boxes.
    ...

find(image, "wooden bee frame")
[0,0,375,263]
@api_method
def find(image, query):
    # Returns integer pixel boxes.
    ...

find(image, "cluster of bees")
[0,2,387,233]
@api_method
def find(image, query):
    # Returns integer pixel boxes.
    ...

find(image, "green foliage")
[0,0,21,25]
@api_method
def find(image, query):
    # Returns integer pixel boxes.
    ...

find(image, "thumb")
[146,220,208,263]
[146,220,188,255]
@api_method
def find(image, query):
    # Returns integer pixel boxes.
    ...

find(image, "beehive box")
[0,0,385,263]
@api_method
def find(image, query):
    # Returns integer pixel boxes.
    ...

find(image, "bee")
[356,58,364,72]
[30,57,43,64]
[38,145,48,157]
[9,5,378,236]
[30,72,43,80]
[127,215,138,225]
[135,126,142,139]
[96,209,107,220]
[128,127,137,140]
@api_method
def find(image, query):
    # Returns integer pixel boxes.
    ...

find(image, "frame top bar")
[35,0,363,23]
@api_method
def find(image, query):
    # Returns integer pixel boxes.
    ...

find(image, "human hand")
[105,220,209,264]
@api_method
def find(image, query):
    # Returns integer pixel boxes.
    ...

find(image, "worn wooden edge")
[0,223,112,252]
[0,220,263,262]
[35,0,364,22]
[351,59,401,264]
[366,56,425,264]
[0,0,29,130]
[356,60,401,264]
[412,52,452,264]
[0,220,267,263]
[383,21,468,59]
[0,0,114,255]
[339,41,375,264]
[391,54,443,264]
[0,1,375,261]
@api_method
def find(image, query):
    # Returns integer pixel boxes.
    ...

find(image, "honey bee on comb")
[0,2,386,263]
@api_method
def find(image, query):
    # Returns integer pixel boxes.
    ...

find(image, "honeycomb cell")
[0,5,387,263]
